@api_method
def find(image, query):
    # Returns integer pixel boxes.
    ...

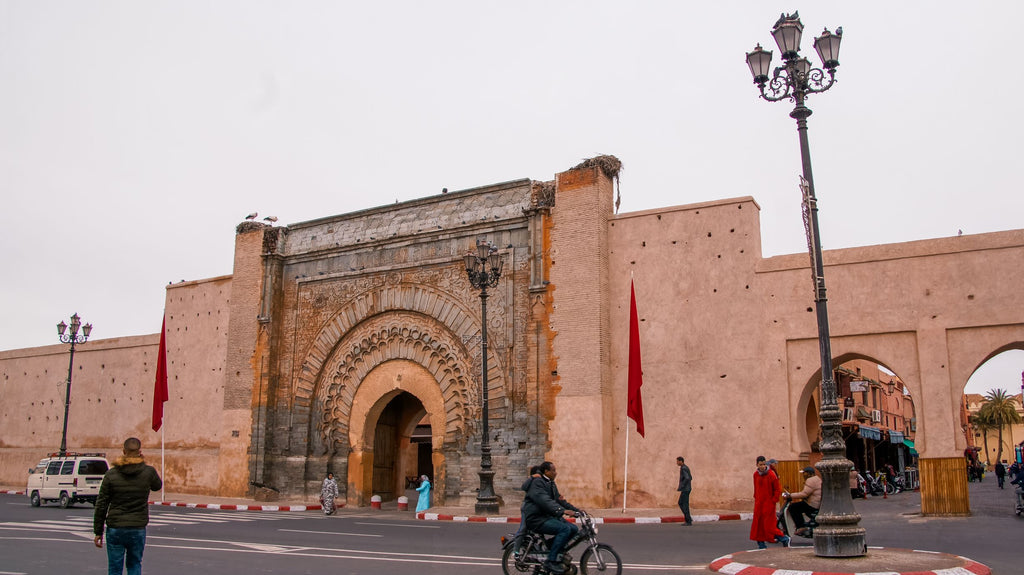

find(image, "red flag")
[152,316,169,432]
[627,279,645,437]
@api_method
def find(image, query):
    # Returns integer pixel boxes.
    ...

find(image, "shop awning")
[903,439,918,455]
[858,425,881,440]
[889,431,904,444]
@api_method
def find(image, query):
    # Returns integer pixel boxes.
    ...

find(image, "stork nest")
[571,154,622,180]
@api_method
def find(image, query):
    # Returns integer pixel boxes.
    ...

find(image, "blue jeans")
[535,518,578,563]
[106,527,146,575]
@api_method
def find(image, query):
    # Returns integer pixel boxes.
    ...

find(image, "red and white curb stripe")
[708,547,991,575]
[416,512,753,523]
[4,491,322,511]
[150,501,324,511]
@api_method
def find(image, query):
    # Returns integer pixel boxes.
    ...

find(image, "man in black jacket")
[93,437,163,575]
[522,461,580,574]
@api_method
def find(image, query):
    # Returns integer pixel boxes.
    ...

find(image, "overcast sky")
[2,1,1021,395]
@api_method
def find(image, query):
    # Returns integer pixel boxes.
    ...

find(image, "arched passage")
[794,353,919,497]
[346,359,447,506]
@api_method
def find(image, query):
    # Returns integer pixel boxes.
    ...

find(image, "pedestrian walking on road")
[415,475,432,512]
[750,456,789,549]
[321,472,339,515]
[93,437,163,575]
[995,460,1007,489]
[676,456,693,525]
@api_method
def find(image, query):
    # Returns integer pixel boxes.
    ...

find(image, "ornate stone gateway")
[244,179,556,506]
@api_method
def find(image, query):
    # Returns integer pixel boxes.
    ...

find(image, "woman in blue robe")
[415,475,431,512]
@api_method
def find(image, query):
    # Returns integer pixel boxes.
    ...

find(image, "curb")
[3,491,321,512]
[150,501,324,512]
[708,547,991,575]
[415,512,752,524]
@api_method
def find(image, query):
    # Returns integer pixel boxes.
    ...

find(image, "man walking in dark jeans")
[676,456,693,525]
[94,437,163,575]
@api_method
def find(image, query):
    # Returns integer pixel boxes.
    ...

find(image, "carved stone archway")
[346,361,446,506]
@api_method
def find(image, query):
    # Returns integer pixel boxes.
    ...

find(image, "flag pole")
[623,270,638,513]
[623,418,630,512]
[161,420,165,502]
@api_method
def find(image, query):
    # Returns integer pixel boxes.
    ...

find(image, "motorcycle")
[501,511,622,575]
[886,473,907,495]
[864,472,885,496]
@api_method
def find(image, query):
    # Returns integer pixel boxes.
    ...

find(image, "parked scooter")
[886,473,907,495]
[864,472,885,496]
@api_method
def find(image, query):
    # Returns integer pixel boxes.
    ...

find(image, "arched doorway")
[371,392,433,501]
[347,359,448,506]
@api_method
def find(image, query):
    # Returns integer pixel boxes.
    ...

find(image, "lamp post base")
[475,468,500,515]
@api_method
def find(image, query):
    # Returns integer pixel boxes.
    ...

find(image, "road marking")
[279,528,383,538]
[353,521,440,529]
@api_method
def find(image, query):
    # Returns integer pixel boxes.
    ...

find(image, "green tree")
[979,388,1023,464]
[969,411,996,465]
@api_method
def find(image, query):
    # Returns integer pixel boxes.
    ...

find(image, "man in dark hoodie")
[522,461,580,574]
[93,437,163,575]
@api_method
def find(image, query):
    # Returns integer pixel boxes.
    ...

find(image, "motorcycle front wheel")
[579,543,622,575]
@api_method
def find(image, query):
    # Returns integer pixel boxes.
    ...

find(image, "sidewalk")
[417,505,749,524]
[3,486,749,522]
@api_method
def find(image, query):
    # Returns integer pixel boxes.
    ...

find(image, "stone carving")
[315,313,477,454]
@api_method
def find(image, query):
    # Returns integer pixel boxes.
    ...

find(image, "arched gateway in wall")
[295,282,507,506]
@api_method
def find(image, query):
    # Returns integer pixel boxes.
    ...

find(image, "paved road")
[0,480,1018,574]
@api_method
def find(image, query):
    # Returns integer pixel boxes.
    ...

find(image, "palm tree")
[969,411,996,465]
[979,388,1023,464]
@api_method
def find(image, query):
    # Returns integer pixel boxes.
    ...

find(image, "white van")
[26,452,109,508]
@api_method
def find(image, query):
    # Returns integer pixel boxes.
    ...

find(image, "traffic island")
[709,547,991,574]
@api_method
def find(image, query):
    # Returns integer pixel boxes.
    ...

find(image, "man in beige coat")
[784,466,821,535]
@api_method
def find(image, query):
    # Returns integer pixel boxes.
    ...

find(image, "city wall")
[2,161,1022,516]
[0,276,231,493]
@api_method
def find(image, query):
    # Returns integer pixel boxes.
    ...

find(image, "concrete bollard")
[397,496,408,511]
[371,495,382,510]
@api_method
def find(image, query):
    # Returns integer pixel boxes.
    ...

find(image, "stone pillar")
[546,162,616,507]
[218,223,268,497]
[916,327,969,515]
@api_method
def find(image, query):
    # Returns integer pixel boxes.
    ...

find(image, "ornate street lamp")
[464,238,504,514]
[56,313,93,457]
[746,13,866,558]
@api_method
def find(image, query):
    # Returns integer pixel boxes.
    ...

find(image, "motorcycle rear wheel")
[579,543,622,575]
[502,546,541,575]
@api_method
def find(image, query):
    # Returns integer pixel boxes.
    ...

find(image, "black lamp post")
[56,313,93,457]
[746,13,866,558]
[464,238,504,514]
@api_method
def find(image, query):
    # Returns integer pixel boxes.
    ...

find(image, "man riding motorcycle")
[522,461,581,574]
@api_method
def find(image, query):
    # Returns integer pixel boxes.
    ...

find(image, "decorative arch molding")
[295,281,509,456]
[314,311,480,454]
